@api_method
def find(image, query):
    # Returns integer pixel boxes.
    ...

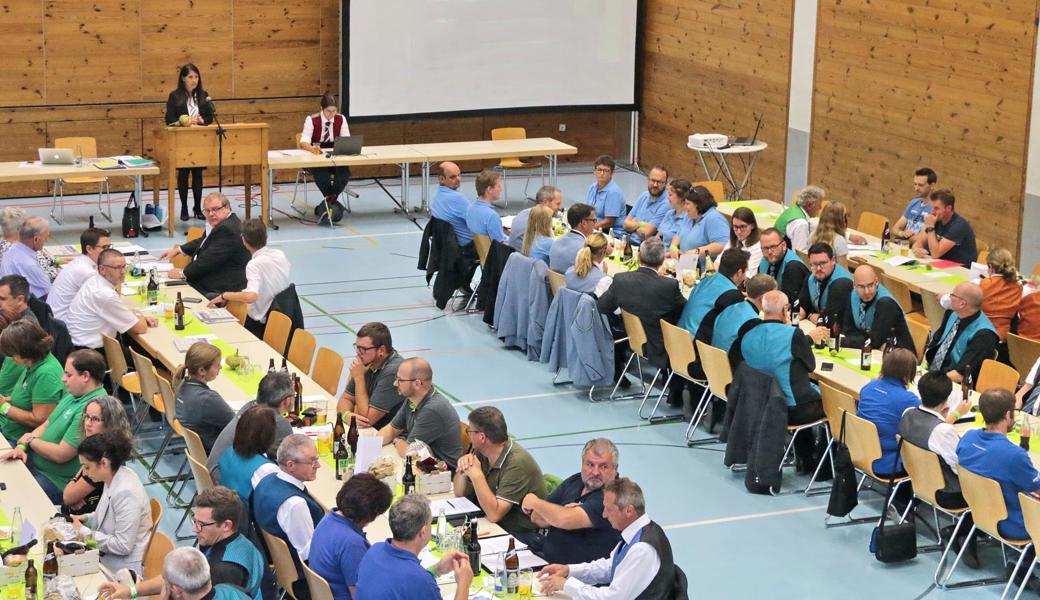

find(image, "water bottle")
[74,145,83,167]
[11,506,21,545]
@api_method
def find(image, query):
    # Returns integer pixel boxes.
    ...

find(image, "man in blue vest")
[253,434,325,600]
[758,228,809,304]
[925,282,999,383]
[705,273,776,353]
[841,265,913,350]
[678,248,750,340]
[537,478,683,600]
[798,242,853,325]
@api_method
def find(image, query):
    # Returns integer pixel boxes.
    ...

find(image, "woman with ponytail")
[522,205,555,264]
[173,341,232,453]
[564,231,613,297]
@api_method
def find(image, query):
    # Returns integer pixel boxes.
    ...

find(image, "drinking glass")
[518,568,534,598]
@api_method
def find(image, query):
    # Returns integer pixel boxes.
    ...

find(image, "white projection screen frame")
[343,0,641,119]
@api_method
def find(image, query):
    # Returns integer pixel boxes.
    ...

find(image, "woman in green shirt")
[0,320,64,444]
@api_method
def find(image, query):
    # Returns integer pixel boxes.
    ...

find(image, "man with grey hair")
[208,370,296,475]
[355,494,473,599]
[508,185,564,250]
[159,191,250,298]
[521,438,623,564]
[538,477,684,599]
[598,236,686,390]
[773,185,825,252]
[0,216,51,299]
[160,546,251,600]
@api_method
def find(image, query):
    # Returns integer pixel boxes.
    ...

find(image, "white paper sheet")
[429,496,482,518]
[501,215,514,229]
[353,435,383,474]
[884,255,917,267]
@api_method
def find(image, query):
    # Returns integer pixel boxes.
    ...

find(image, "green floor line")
[434,384,477,413]
[300,296,358,334]
[301,284,427,297]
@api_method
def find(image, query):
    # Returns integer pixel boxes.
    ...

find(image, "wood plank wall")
[0,0,619,198]
[809,0,1037,257]
[639,0,795,202]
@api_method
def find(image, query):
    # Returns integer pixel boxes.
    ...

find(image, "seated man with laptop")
[300,93,359,223]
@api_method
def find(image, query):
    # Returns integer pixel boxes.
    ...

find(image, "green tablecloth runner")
[812,346,881,377]
[852,252,969,286]
[719,201,770,214]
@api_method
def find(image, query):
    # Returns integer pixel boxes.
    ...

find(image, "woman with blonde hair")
[980,247,1022,342]
[173,341,233,452]
[523,205,555,264]
[565,231,613,297]
[810,201,852,259]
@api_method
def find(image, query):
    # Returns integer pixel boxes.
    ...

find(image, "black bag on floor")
[315,197,344,223]
[827,411,859,517]
[121,191,146,238]
[870,439,917,563]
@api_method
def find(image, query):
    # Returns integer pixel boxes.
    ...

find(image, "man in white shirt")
[208,218,291,339]
[538,478,684,600]
[46,226,111,320]
[300,93,351,209]
[64,249,157,350]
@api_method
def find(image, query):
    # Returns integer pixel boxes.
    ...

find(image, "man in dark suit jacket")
[597,237,685,381]
[160,192,251,298]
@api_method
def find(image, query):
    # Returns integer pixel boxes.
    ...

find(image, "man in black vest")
[538,478,685,599]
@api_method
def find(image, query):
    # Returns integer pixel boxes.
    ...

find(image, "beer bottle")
[1021,419,1032,452]
[622,234,633,260]
[504,538,520,593]
[704,254,716,275]
[334,435,350,480]
[293,377,303,416]
[815,313,827,350]
[347,415,359,457]
[174,292,185,330]
[146,269,159,305]
[961,372,972,406]
[88,215,95,229]
[333,412,346,442]
[42,541,58,583]
[790,299,800,326]
[466,522,482,576]
[402,455,416,495]
[881,220,891,253]
[268,358,276,373]
[828,313,841,353]
[281,357,289,373]
[24,558,38,600]
[860,338,872,371]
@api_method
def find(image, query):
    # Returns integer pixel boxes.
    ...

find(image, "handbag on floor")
[121,191,144,238]
[827,411,858,517]
[869,439,917,562]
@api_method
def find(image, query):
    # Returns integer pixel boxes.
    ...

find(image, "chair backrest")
[311,347,344,396]
[1019,492,1040,550]
[101,334,129,395]
[186,452,215,493]
[692,180,724,203]
[841,409,883,478]
[975,358,1019,392]
[141,532,173,581]
[696,340,733,400]
[919,289,946,331]
[261,529,299,594]
[856,211,888,238]
[907,318,929,364]
[1007,333,1040,384]
[225,300,248,326]
[302,561,334,600]
[129,348,162,412]
[472,233,492,266]
[171,227,205,269]
[53,136,98,158]
[287,328,318,373]
[263,311,293,356]
[900,440,947,508]
[976,238,990,254]
[661,320,697,380]
[490,127,528,167]
[820,382,856,440]
[547,270,566,297]
[878,273,914,314]
[460,422,473,454]
[959,467,1014,541]
[156,374,184,436]
[182,426,209,465]
[977,250,989,264]
[620,309,648,358]
[140,496,164,575]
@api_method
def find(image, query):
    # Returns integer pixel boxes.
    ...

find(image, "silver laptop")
[331,135,364,156]
[38,148,75,165]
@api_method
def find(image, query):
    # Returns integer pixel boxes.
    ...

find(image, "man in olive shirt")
[453,406,546,548]
[337,322,407,430]
[375,357,462,469]
[1,349,107,504]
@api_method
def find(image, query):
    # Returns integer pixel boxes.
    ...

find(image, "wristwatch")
[925,227,936,234]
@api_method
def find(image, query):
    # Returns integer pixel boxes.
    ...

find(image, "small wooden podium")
[157,123,270,237]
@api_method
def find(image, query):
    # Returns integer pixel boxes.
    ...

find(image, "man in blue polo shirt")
[892,167,937,243]
[622,166,670,245]
[465,170,507,243]
[585,155,626,236]
[430,161,472,247]
[355,495,473,600]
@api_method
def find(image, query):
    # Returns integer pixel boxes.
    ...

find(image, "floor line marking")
[663,505,826,530]
[345,223,380,246]
[300,296,358,334]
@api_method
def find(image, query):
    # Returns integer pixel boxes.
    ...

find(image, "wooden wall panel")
[140,0,235,102]
[319,0,341,94]
[639,0,795,200]
[0,2,45,105]
[233,0,321,97]
[0,123,49,196]
[809,0,1036,256]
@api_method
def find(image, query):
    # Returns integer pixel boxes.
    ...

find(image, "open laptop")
[729,116,763,146]
[331,135,364,156]
[38,148,76,165]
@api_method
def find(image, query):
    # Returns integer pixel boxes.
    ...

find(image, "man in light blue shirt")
[0,216,51,299]
[429,161,472,247]
[585,155,627,236]
[892,167,936,243]
[465,170,507,243]
[508,185,563,250]
[623,166,669,245]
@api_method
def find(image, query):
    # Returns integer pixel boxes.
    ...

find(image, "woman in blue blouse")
[856,348,920,476]
[522,205,555,264]
[671,185,729,257]
[660,179,691,256]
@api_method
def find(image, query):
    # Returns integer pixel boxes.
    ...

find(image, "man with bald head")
[374,357,463,469]
[925,282,998,383]
[430,161,471,247]
[840,265,913,351]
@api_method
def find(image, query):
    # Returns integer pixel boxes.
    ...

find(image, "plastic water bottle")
[10,506,21,545]
[436,508,447,546]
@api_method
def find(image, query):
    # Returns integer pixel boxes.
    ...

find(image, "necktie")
[609,539,628,579]
[323,121,332,143]
[929,316,959,371]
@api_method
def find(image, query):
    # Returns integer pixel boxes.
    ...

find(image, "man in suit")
[160,192,251,298]
[549,203,599,273]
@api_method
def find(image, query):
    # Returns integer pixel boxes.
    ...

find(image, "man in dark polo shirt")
[521,438,621,564]
[453,406,546,547]
[912,188,977,267]
[374,357,462,469]
[337,322,407,430]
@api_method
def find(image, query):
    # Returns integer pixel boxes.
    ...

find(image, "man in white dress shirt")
[208,218,291,338]
[300,93,351,212]
[538,478,684,600]
[46,226,111,320]
[252,434,324,565]
[64,249,157,351]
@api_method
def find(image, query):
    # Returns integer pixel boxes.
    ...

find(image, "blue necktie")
[609,539,628,579]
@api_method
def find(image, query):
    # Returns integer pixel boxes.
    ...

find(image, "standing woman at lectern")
[165,63,215,222]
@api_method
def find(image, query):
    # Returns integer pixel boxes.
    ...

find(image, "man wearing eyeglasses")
[338,322,407,430]
[585,155,627,236]
[159,192,251,298]
[373,357,462,470]
[925,282,998,383]
[46,226,111,321]
[623,166,670,245]
[758,227,809,303]
[97,486,269,600]
[549,203,599,273]
[797,242,853,325]
[840,265,913,350]
[65,248,157,352]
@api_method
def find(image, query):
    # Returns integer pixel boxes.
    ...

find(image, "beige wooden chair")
[1012,493,1040,599]
[899,440,971,563]
[920,289,947,331]
[907,318,930,364]
[141,532,174,581]
[692,180,725,203]
[936,467,1031,591]
[691,340,732,444]
[102,334,140,413]
[303,562,335,600]
[651,320,705,424]
[153,375,192,510]
[311,347,344,396]
[1007,333,1040,385]
[827,409,910,526]
[856,211,889,238]
[287,328,318,373]
[50,136,111,224]
[547,269,566,297]
[975,359,1019,393]
[806,382,856,494]
[460,422,473,455]
[611,309,661,406]
[472,233,492,267]
[490,127,543,205]
[878,273,928,327]
[261,529,300,599]
[171,227,204,270]
[225,300,248,326]
[263,310,293,356]
[128,347,163,438]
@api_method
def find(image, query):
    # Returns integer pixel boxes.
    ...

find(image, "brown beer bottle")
[24,558,38,600]
[505,538,520,593]
[174,292,185,330]
[402,456,416,495]
[347,415,359,456]
[334,435,350,480]
[42,541,58,583]
[333,411,346,441]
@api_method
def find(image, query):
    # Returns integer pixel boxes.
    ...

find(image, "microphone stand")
[208,99,226,193]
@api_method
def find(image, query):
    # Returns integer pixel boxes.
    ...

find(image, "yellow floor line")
[346,223,380,246]
[663,505,826,530]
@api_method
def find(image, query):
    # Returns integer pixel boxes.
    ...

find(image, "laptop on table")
[331,135,364,156]
[38,148,76,165]
[729,116,763,147]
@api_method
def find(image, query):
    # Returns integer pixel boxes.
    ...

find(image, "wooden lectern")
[157,123,270,237]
